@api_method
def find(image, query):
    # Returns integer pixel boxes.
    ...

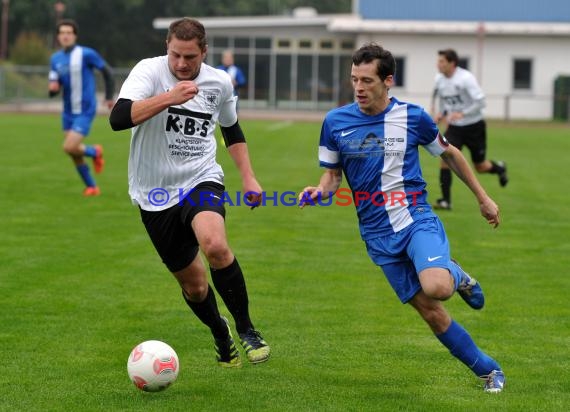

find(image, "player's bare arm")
[298,168,342,208]
[130,81,199,125]
[441,146,500,227]
[227,142,262,207]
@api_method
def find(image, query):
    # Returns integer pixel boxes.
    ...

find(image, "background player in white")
[299,43,505,392]
[109,17,269,367]
[431,49,508,210]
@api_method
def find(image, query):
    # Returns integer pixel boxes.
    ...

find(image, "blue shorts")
[365,217,452,303]
[62,112,95,137]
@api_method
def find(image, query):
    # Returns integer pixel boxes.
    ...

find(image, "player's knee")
[62,141,80,155]
[419,269,454,300]
[182,284,208,302]
[474,162,489,173]
[421,277,454,300]
[201,240,232,267]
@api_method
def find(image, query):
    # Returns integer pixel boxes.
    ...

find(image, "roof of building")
[358,0,570,23]
[153,14,570,37]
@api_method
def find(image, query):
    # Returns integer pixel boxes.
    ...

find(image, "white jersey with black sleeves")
[434,67,485,127]
[117,57,237,211]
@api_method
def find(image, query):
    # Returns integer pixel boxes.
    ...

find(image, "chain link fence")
[1,64,568,121]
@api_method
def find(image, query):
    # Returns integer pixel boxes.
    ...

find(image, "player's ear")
[384,75,395,88]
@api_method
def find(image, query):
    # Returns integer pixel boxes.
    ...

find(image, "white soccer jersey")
[434,67,485,126]
[117,57,238,211]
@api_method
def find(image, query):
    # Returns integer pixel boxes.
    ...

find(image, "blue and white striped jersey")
[319,98,448,238]
[49,45,107,116]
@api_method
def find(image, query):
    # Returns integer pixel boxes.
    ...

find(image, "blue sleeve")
[84,47,106,70]
[416,108,439,146]
[318,116,341,168]
[235,67,246,87]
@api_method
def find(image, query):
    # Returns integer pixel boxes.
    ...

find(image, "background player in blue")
[48,19,114,196]
[299,43,505,393]
[216,49,246,99]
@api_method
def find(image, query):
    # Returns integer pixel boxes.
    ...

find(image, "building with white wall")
[154,0,570,120]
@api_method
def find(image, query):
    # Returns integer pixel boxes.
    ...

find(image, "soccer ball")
[127,340,179,392]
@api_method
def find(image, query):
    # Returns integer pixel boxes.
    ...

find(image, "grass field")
[1,113,569,411]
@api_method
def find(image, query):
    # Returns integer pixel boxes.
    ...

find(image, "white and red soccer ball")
[127,340,179,392]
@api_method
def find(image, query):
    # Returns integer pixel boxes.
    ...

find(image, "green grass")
[1,113,569,411]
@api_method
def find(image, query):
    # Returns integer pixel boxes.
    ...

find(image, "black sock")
[489,160,504,174]
[440,168,452,203]
[182,285,227,340]
[210,258,253,334]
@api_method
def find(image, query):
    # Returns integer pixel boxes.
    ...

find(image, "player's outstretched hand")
[298,187,321,208]
[480,197,500,228]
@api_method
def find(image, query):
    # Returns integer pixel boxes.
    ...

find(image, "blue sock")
[449,260,464,291]
[76,164,96,187]
[436,320,501,376]
[84,145,96,158]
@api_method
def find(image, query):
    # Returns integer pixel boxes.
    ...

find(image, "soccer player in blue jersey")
[216,50,246,99]
[299,43,505,393]
[49,19,115,196]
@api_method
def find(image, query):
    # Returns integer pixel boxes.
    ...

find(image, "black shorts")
[444,120,487,164]
[139,182,226,272]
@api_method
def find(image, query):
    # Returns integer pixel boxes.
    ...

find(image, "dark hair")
[57,19,78,35]
[438,48,459,65]
[167,17,207,50]
[352,43,395,81]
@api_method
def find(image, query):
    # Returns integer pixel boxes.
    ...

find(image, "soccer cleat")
[239,329,270,364]
[83,186,101,196]
[214,317,242,368]
[433,198,452,210]
[497,161,508,187]
[453,259,485,310]
[482,370,505,393]
[93,144,105,174]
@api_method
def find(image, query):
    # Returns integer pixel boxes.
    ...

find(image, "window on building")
[297,55,313,101]
[299,40,312,49]
[317,55,334,102]
[341,40,354,50]
[277,39,291,48]
[276,55,292,101]
[235,37,250,49]
[394,57,405,87]
[255,38,271,49]
[458,58,469,70]
[235,53,249,99]
[254,54,270,101]
[513,59,532,90]
[212,36,229,48]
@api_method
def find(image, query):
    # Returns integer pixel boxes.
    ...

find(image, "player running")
[49,19,114,196]
[300,43,505,393]
[109,17,269,367]
[431,48,508,210]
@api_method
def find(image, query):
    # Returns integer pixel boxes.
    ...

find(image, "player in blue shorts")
[49,19,115,196]
[299,43,505,393]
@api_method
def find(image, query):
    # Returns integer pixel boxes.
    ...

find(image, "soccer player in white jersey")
[109,17,269,367]
[431,49,508,210]
[299,43,505,392]
[49,19,115,196]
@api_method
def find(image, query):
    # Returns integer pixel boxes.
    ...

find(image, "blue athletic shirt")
[49,45,107,116]
[318,97,449,239]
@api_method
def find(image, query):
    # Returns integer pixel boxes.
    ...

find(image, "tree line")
[3,0,351,66]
